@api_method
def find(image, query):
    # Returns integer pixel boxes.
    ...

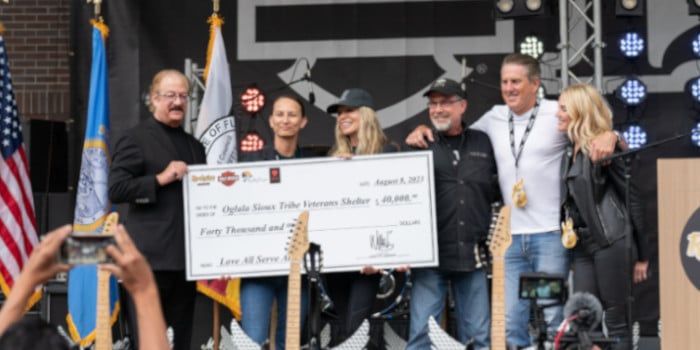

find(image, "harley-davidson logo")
[218,171,239,186]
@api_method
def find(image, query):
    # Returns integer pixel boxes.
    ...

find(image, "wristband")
[613,130,621,142]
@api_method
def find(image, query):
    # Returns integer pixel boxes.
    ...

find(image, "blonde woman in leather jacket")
[556,83,649,350]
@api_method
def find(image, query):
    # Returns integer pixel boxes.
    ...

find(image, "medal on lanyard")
[512,178,527,208]
[508,102,539,208]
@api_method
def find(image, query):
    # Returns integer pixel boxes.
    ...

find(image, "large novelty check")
[183,151,438,280]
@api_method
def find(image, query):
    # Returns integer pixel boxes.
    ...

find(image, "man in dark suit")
[108,69,206,350]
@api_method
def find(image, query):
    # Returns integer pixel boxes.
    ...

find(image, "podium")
[657,159,700,349]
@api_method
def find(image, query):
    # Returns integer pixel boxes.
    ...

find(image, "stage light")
[684,76,700,104]
[622,125,647,149]
[537,86,545,100]
[525,0,542,11]
[620,0,638,10]
[692,34,700,57]
[520,35,544,59]
[240,84,266,114]
[495,0,546,18]
[689,0,700,15]
[496,0,514,14]
[618,32,645,59]
[691,122,700,147]
[615,78,647,106]
[616,0,644,16]
[240,132,264,153]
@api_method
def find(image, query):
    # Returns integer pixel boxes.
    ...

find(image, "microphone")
[467,77,500,91]
[460,57,467,94]
[305,61,316,105]
[563,292,603,332]
[595,131,692,164]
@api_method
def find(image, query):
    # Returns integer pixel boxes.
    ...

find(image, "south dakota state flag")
[66,19,120,347]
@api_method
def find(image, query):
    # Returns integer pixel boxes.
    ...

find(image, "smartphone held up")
[59,212,120,265]
[59,234,116,265]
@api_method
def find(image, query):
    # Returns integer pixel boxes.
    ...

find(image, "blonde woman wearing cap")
[324,88,399,346]
[328,88,399,156]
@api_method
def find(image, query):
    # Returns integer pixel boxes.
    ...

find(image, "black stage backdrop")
[69,0,700,338]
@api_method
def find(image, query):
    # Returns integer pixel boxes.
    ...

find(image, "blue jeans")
[240,276,308,350]
[407,268,490,350]
[505,232,571,347]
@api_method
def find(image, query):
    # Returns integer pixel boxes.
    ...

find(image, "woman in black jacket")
[324,88,400,346]
[239,95,311,349]
[556,83,649,350]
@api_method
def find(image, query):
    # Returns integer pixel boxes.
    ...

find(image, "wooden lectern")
[657,159,700,349]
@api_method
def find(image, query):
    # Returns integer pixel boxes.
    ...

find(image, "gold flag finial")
[87,0,102,17]
[213,0,220,14]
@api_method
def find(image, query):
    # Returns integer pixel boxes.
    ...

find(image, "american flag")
[0,34,39,300]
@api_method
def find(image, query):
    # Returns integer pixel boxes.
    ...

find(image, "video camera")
[518,273,566,349]
[518,273,620,350]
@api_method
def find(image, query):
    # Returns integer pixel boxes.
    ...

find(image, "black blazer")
[108,117,206,270]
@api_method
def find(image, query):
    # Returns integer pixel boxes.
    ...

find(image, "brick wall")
[0,0,70,121]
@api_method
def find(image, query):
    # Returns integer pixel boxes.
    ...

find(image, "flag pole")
[213,301,220,350]
[199,1,238,347]
[211,5,222,350]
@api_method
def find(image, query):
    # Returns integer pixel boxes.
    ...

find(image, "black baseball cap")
[423,78,467,99]
[327,88,376,114]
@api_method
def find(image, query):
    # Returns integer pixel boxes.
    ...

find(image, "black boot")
[604,305,630,350]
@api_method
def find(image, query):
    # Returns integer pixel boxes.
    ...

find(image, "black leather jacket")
[559,144,649,261]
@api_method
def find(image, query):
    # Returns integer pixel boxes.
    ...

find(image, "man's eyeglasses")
[427,98,462,109]
[157,92,190,101]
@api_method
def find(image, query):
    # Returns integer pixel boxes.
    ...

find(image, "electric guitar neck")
[489,206,512,350]
[95,212,118,350]
[285,211,310,350]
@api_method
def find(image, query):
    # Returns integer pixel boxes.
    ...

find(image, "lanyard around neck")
[508,101,539,168]
[275,147,300,160]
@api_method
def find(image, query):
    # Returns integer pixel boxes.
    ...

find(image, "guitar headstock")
[287,211,310,261]
[304,242,323,275]
[100,212,119,235]
[488,205,512,257]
